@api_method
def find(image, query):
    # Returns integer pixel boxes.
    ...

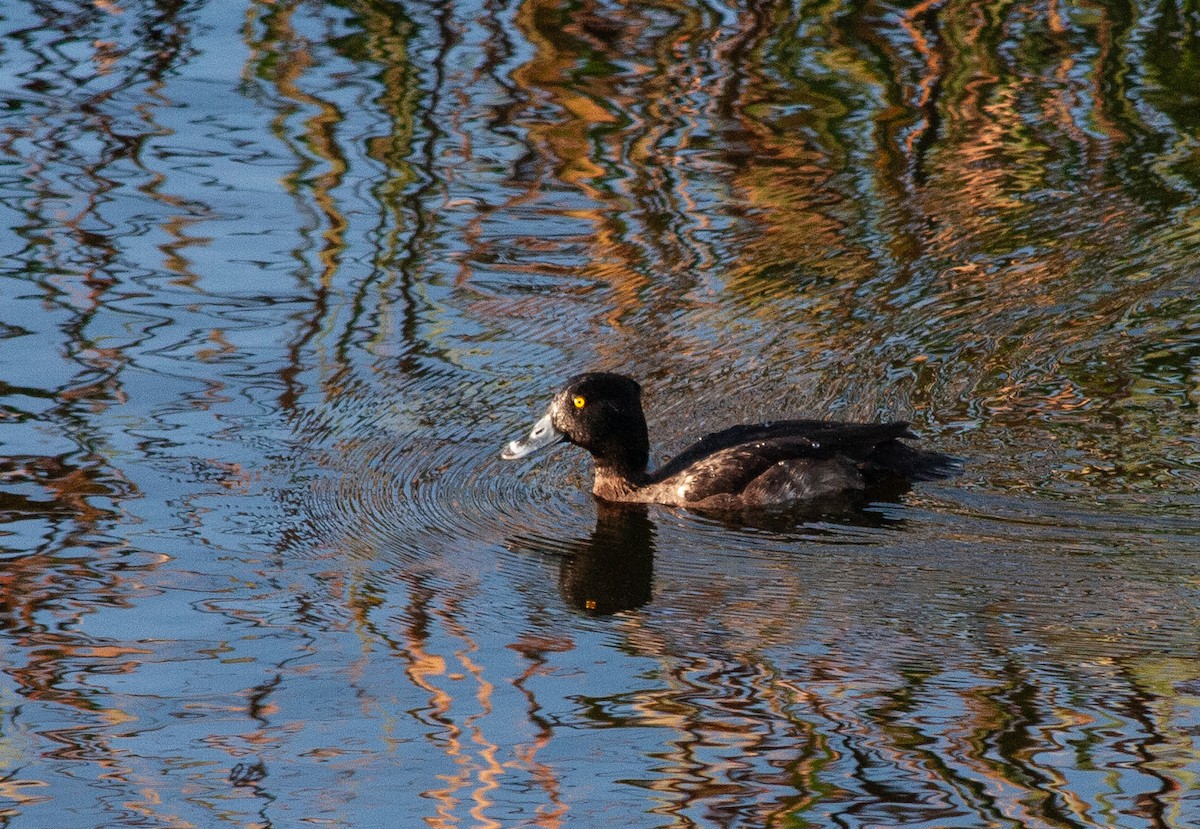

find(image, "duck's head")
[501,372,649,477]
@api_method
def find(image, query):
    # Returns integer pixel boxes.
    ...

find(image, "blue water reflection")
[2,0,1199,826]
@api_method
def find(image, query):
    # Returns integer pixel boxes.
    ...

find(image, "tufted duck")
[501,372,958,509]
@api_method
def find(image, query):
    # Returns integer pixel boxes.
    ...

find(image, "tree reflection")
[1,0,1199,826]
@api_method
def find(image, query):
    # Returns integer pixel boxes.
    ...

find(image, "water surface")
[1,0,1199,826]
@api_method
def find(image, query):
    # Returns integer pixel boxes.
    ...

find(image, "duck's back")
[644,420,954,509]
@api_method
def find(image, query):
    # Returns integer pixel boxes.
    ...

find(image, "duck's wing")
[654,420,912,479]
[650,421,913,501]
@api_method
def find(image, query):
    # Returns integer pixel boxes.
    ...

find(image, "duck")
[500,372,958,510]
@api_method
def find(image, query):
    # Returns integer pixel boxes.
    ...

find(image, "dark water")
[1,0,1199,826]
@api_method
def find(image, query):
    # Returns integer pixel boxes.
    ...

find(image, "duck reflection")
[558,501,656,615]
[521,481,918,615]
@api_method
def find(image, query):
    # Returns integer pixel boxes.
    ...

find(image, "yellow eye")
[573,395,586,409]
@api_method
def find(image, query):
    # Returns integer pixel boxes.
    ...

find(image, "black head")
[501,372,650,478]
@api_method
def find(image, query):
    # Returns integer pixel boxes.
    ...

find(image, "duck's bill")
[500,412,565,460]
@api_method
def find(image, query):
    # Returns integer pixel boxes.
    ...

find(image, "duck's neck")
[590,422,650,500]
[593,459,648,500]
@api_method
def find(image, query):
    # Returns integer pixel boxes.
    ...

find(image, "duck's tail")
[867,440,964,482]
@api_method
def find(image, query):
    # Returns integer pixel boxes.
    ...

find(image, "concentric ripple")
[299,375,603,570]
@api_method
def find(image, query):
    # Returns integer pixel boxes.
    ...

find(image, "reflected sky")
[1,0,1199,826]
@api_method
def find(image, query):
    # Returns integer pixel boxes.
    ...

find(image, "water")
[1,0,1199,826]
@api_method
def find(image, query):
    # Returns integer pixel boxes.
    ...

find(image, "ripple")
[303,414,594,569]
